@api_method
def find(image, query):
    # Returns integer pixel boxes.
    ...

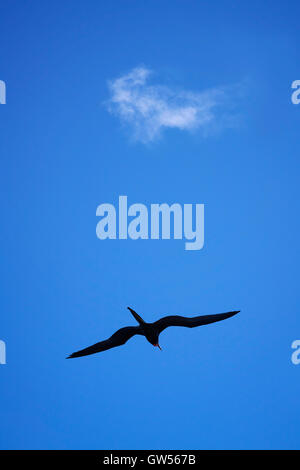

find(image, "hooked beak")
[155,344,162,350]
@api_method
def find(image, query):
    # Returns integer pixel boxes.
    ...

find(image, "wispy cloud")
[106,66,241,143]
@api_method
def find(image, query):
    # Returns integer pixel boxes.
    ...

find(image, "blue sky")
[0,0,299,449]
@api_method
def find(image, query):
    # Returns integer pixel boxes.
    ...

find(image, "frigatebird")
[67,307,239,358]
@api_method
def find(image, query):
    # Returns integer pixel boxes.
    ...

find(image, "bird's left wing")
[153,311,240,334]
[67,326,142,358]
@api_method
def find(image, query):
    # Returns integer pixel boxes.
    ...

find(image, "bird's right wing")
[67,326,142,358]
[153,311,240,334]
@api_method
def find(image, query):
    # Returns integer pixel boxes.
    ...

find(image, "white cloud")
[107,66,240,143]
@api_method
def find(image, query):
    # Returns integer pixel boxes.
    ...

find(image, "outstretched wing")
[67,326,142,358]
[153,311,240,334]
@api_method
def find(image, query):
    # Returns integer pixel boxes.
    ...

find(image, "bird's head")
[146,331,162,350]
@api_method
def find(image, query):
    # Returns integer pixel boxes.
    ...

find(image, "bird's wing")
[153,311,240,334]
[67,326,142,358]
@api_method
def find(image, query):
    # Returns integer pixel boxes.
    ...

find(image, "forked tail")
[127,307,146,325]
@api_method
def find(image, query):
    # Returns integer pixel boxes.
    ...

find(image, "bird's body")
[67,307,239,358]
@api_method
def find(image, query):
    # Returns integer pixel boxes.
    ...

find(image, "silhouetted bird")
[67,307,239,358]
